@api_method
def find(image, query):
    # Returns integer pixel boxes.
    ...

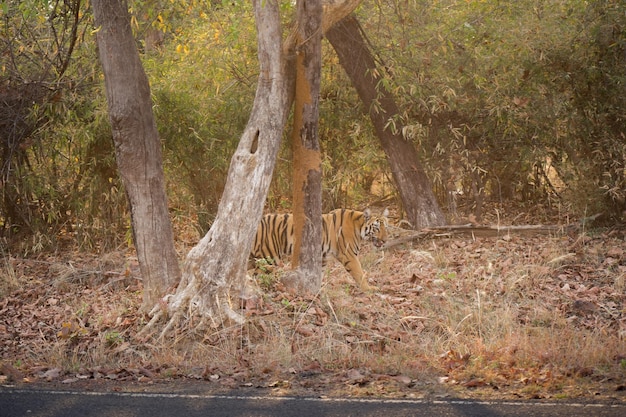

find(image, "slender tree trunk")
[326,15,446,228]
[285,0,324,294]
[140,0,292,336]
[92,0,180,312]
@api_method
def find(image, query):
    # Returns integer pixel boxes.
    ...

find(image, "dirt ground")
[1,207,625,403]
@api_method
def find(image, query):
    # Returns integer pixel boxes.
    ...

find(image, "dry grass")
[1,217,625,400]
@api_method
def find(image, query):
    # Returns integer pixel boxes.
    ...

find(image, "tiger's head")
[363,208,389,248]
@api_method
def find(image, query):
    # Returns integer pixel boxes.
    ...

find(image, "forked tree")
[142,0,360,335]
[93,0,362,335]
[140,0,296,334]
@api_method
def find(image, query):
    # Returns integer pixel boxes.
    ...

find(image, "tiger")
[250,208,389,291]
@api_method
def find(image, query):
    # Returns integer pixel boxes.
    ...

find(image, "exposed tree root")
[137,274,246,341]
[136,224,249,341]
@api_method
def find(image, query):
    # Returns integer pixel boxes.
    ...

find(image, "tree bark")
[140,0,292,336]
[92,0,180,312]
[285,0,324,294]
[326,15,446,228]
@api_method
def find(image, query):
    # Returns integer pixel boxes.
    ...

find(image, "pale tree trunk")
[141,0,292,337]
[92,0,181,312]
[326,15,446,228]
[284,0,324,294]
[138,0,361,336]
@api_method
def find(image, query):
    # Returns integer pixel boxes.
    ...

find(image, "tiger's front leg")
[336,253,378,292]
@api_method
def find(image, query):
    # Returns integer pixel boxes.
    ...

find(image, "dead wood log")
[382,213,603,250]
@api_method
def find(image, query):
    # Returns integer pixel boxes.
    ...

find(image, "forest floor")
[1,203,625,403]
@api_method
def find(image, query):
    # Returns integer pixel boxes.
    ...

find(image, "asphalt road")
[1,388,625,417]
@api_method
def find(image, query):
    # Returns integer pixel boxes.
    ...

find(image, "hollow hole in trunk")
[250,129,259,154]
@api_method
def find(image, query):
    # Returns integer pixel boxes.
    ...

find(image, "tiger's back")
[250,208,388,291]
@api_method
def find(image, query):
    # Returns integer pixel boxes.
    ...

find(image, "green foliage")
[561,0,626,215]
[4,0,626,254]
[104,330,124,347]
[356,0,626,219]
[0,0,131,251]
[142,2,257,234]
[254,257,279,290]
[319,47,393,210]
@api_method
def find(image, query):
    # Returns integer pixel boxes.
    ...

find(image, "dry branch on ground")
[384,213,603,249]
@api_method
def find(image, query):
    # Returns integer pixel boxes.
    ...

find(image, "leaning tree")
[326,15,446,229]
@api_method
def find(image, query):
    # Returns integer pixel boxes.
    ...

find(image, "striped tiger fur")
[251,208,389,291]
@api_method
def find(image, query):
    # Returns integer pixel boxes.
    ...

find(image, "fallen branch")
[383,213,603,250]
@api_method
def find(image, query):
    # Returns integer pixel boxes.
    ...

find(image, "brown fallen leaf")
[571,299,597,314]
[0,363,23,382]
[302,360,321,372]
[392,375,412,385]
[295,324,315,337]
[41,368,62,380]
[346,369,366,384]
[607,247,623,258]
[463,378,487,388]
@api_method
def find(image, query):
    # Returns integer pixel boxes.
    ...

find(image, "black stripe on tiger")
[250,208,389,291]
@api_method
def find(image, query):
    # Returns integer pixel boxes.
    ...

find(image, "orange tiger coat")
[251,208,388,291]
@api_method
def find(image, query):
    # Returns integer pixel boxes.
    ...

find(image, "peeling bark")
[140,0,291,338]
[285,0,324,295]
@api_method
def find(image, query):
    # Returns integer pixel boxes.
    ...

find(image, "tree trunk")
[140,0,292,336]
[285,0,324,294]
[326,15,446,228]
[92,0,181,312]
